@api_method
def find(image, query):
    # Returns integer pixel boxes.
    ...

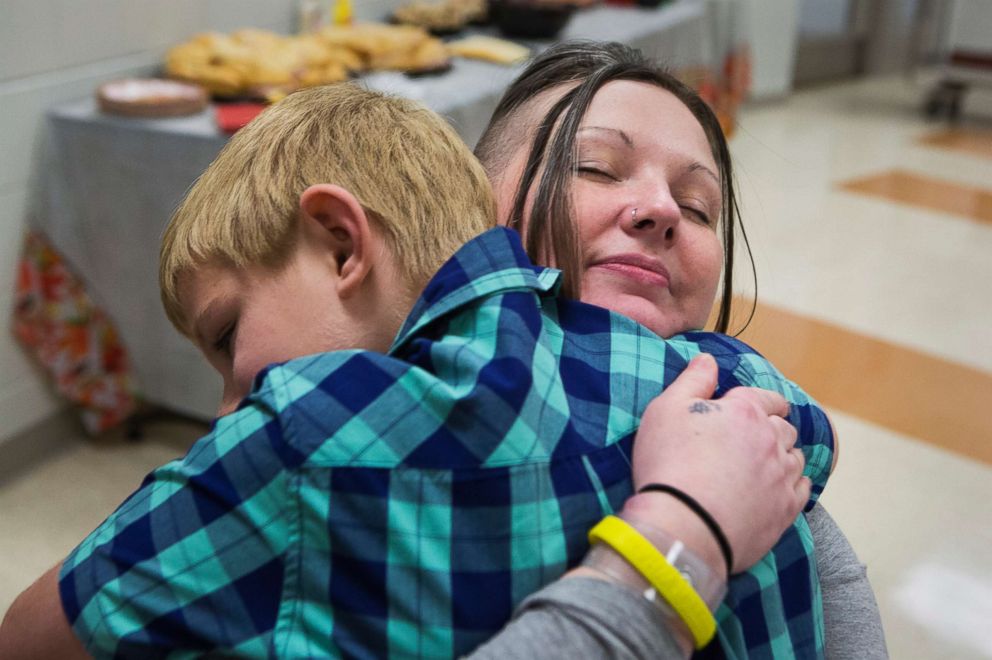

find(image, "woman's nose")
[623,188,681,240]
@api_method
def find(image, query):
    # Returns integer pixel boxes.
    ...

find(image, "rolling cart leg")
[925,80,967,122]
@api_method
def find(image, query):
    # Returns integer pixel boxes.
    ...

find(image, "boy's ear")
[299,184,376,298]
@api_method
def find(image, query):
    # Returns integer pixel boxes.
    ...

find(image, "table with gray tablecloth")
[34,0,715,420]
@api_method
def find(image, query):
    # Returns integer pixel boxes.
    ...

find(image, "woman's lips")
[589,254,670,287]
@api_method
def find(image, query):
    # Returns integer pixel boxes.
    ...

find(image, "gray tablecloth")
[35,1,711,419]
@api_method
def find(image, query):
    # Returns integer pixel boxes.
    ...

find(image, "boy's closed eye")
[213,322,237,357]
[190,292,240,362]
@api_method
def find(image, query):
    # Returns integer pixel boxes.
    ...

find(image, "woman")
[474,41,885,658]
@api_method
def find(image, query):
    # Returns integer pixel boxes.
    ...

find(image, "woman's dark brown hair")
[475,40,755,335]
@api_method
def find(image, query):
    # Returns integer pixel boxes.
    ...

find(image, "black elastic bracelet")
[637,483,734,576]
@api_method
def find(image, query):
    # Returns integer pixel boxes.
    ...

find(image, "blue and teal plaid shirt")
[60,228,833,659]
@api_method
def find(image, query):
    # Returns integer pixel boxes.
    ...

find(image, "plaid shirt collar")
[390,227,562,354]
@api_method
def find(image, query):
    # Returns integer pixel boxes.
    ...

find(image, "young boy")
[45,84,831,657]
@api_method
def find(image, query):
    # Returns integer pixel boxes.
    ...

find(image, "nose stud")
[630,207,652,230]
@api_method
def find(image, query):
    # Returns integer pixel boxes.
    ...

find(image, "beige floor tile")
[820,410,992,660]
[0,420,202,616]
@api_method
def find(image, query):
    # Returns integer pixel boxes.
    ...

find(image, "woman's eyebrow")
[687,161,720,184]
[577,126,634,148]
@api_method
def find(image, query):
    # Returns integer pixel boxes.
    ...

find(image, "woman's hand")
[625,354,810,574]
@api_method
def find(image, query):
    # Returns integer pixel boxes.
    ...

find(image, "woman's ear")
[299,184,376,298]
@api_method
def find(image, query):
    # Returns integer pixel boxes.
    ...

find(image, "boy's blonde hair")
[160,83,495,336]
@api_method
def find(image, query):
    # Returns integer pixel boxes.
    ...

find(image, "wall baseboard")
[0,365,64,441]
[0,407,80,487]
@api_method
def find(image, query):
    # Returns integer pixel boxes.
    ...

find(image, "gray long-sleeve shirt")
[469,505,887,659]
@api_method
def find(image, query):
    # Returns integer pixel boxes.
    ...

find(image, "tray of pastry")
[164,24,452,100]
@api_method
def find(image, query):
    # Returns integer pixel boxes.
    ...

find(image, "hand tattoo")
[689,401,721,414]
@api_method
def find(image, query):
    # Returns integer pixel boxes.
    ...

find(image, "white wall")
[946,0,992,52]
[799,0,849,36]
[0,0,421,443]
[745,0,800,99]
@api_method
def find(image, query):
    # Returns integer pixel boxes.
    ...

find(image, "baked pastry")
[165,24,451,97]
[165,32,254,97]
[447,36,529,64]
[318,24,450,73]
[96,78,208,117]
[391,0,487,34]
[165,29,356,98]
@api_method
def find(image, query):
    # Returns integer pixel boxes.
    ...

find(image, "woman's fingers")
[724,385,790,419]
[794,476,812,509]
[771,414,799,453]
[788,447,806,475]
[788,450,809,513]
[666,353,719,400]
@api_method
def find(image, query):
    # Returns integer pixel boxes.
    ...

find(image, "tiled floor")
[0,418,204,613]
[1,75,991,657]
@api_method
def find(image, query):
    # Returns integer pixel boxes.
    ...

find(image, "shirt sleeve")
[466,577,687,660]
[808,505,888,659]
[58,401,295,658]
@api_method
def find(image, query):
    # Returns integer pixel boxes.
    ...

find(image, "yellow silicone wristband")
[588,515,717,650]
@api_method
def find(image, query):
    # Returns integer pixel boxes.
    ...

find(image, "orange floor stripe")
[918,128,992,159]
[838,169,992,225]
[729,300,992,466]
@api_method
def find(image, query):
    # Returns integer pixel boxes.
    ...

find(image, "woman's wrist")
[577,513,728,651]
[571,556,697,654]
[622,492,729,581]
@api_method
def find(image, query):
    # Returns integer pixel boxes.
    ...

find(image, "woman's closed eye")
[576,163,618,181]
[680,205,712,225]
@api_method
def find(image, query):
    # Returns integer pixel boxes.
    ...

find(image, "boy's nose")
[216,392,239,418]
